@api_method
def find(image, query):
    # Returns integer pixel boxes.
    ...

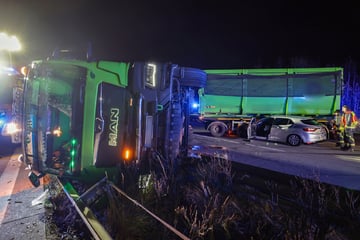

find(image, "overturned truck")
[22,56,206,187]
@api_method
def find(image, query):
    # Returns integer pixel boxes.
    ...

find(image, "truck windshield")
[23,62,85,172]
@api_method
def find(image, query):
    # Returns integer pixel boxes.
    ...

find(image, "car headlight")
[1,122,21,136]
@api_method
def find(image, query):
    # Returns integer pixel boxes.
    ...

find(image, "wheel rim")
[214,126,221,133]
[288,135,300,146]
[210,124,226,137]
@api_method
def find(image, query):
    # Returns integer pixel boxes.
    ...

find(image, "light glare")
[0,33,21,51]
[53,127,62,137]
[2,122,20,135]
[123,148,132,161]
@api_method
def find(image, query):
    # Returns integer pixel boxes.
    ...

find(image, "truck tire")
[180,67,207,88]
[168,102,182,163]
[237,123,248,138]
[209,122,227,137]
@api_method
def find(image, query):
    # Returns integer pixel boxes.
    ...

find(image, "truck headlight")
[145,63,156,87]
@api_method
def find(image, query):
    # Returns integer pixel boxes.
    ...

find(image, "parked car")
[252,115,328,146]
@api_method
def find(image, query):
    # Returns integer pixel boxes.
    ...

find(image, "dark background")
[1,0,359,69]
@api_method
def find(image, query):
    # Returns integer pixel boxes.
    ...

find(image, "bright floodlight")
[0,32,21,51]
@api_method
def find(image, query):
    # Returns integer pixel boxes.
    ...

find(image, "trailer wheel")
[209,122,227,137]
[180,67,207,88]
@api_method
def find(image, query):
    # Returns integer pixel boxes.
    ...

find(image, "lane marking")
[0,153,22,224]
[194,134,239,144]
[336,155,360,162]
[194,134,285,152]
[245,143,285,152]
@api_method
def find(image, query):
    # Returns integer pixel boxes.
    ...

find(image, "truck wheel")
[209,122,227,137]
[237,123,248,138]
[287,134,301,146]
[168,102,182,163]
[180,68,207,88]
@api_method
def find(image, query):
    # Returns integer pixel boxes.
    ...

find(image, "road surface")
[0,147,46,240]
[189,127,360,191]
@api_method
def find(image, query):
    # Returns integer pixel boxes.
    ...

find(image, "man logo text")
[108,108,119,146]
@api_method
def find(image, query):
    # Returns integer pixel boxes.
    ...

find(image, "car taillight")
[303,127,317,132]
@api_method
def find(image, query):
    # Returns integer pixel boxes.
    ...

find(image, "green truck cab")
[22,57,206,186]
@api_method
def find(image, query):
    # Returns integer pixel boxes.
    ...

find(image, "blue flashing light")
[0,66,18,75]
[0,118,5,127]
[0,113,6,127]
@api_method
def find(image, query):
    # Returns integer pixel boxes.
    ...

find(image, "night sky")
[1,0,359,69]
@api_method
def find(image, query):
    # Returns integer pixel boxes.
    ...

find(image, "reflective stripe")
[341,111,358,128]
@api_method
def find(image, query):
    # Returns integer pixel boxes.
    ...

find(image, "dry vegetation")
[44,153,360,239]
[99,155,360,239]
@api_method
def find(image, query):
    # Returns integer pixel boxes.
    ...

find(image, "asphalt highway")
[189,126,360,191]
[0,147,46,240]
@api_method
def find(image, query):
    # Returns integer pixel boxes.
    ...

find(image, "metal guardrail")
[57,176,191,240]
[56,177,113,240]
[109,182,190,240]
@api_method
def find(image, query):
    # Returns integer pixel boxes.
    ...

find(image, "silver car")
[252,115,328,146]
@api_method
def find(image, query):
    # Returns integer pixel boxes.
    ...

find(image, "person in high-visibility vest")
[339,105,358,151]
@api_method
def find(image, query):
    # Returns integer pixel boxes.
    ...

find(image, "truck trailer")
[198,67,343,137]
